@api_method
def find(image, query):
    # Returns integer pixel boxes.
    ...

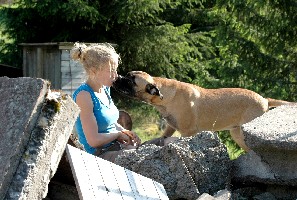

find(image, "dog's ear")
[145,83,163,99]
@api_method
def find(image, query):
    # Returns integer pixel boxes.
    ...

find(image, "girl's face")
[94,58,118,87]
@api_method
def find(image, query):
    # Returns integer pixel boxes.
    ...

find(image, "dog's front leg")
[163,124,176,137]
[230,127,250,152]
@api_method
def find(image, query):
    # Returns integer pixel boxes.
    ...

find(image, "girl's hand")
[116,131,132,144]
[121,130,141,147]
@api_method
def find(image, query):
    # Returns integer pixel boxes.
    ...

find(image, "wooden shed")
[20,42,86,95]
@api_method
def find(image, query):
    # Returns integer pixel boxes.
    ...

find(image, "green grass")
[114,96,164,141]
[217,131,246,160]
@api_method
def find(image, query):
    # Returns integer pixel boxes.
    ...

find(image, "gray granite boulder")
[115,131,231,200]
[0,77,48,199]
[0,77,80,199]
[243,104,297,151]
[233,104,297,186]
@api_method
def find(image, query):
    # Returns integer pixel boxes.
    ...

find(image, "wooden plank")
[123,168,148,199]
[61,49,70,61]
[81,150,110,200]
[58,42,75,50]
[22,47,27,77]
[27,48,36,78]
[141,174,168,199]
[31,48,37,77]
[70,65,85,73]
[61,60,70,68]
[62,71,85,79]
[66,144,169,200]
[19,42,59,46]
[108,162,137,200]
[66,145,97,200]
[36,47,43,78]
[54,49,61,89]
[94,156,123,199]
[61,63,82,73]
[153,181,169,200]
[139,175,163,199]
[61,63,70,73]
[44,54,49,84]
[61,79,84,90]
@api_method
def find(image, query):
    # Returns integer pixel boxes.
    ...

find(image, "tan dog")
[113,71,293,151]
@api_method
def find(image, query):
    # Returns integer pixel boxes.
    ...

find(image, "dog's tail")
[267,98,293,107]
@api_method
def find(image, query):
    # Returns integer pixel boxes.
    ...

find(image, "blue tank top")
[72,83,119,154]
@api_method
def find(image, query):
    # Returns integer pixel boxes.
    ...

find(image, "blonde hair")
[70,42,121,76]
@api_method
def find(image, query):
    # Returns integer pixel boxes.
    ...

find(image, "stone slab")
[115,132,231,200]
[234,105,297,186]
[232,149,297,186]
[5,90,80,199]
[232,151,277,184]
[0,77,48,199]
[242,104,297,151]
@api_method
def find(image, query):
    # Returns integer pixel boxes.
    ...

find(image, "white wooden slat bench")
[66,144,169,200]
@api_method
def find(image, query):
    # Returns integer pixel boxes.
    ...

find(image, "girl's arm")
[76,91,131,148]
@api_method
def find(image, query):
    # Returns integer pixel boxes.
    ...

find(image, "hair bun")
[70,42,87,61]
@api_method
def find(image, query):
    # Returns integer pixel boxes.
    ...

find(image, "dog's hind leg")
[163,124,176,137]
[230,127,250,152]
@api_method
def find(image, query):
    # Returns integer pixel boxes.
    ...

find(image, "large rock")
[0,77,80,199]
[233,105,297,186]
[0,77,48,199]
[115,131,231,200]
[243,104,297,151]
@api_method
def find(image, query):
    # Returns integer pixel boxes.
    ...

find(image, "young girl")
[71,42,176,162]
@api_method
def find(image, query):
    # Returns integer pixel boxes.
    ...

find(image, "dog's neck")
[154,104,169,117]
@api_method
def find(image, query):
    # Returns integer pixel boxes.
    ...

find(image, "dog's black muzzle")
[112,75,136,97]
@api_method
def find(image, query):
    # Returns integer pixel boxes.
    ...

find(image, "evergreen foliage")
[214,0,297,100]
[2,1,295,101]
[0,0,217,86]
